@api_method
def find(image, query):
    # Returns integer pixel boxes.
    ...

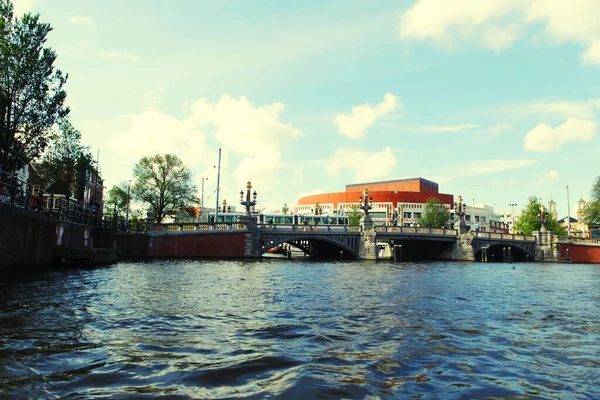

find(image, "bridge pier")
[240,215,261,258]
[358,228,378,260]
[533,230,557,262]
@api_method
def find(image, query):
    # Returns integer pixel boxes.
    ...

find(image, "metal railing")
[374,226,458,236]
[151,222,248,232]
[556,237,600,245]
[0,169,104,227]
[258,224,362,233]
[474,231,536,242]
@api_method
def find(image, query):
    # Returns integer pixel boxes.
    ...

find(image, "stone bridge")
[146,219,548,261]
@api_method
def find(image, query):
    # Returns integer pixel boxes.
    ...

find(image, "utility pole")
[566,185,571,237]
[215,148,222,223]
[201,177,207,222]
[126,180,131,222]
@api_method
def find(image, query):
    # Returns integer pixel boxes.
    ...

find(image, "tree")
[417,197,450,228]
[514,196,567,236]
[104,182,130,218]
[0,1,69,173]
[347,205,361,226]
[584,175,600,229]
[281,203,289,215]
[133,153,199,223]
[39,119,90,198]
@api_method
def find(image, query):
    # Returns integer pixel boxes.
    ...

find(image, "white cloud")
[416,124,479,133]
[109,110,208,169]
[523,117,596,152]
[12,0,37,16]
[333,93,400,138]
[70,15,94,26]
[398,0,600,65]
[539,170,559,184]
[326,147,397,182]
[109,94,301,194]
[100,51,139,61]
[429,159,538,184]
[582,40,600,65]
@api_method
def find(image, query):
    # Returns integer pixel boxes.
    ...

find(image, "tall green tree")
[514,196,567,236]
[418,197,450,228]
[0,0,69,173]
[584,175,600,229]
[281,203,289,215]
[347,205,361,226]
[133,153,199,223]
[104,182,131,218]
[39,118,90,198]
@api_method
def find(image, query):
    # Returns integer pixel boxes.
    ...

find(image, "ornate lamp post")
[239,180,257,215]
[538,204,547,232]
[358,188,374,230]
[454,195,467,233]
[359,188,373,215]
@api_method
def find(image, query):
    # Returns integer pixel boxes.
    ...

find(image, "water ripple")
[1,260,599,398]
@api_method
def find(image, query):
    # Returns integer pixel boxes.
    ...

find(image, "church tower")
[577,198,586,236]
[548,198,557,221]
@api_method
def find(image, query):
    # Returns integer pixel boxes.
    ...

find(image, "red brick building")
[297,178,453,226]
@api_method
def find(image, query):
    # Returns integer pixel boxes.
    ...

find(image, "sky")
[13,0,600,218]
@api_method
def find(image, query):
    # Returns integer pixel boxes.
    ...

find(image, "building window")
[414,212,421,219]
[403,212,411,219]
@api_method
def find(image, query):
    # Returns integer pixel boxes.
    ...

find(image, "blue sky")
[15,0,600,217]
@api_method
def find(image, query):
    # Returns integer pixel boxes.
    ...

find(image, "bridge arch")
[472,240,536,262]
[258,233,360,258]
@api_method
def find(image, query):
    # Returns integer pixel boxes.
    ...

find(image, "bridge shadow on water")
[389,240,455,261]
[474,244,533,263]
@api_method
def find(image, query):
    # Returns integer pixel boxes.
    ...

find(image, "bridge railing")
[374,226,458,236]
[151,222,248,232]
[556,237,600,245]
[474,232,536,242]
[258,224,362,233]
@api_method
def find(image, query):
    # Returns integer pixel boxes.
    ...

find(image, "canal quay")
[1,259,599,398]
[0,188,586,268]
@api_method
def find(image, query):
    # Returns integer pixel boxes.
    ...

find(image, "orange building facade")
[297,178,454,226]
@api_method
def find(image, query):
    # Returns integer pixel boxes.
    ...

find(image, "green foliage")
[281,203,289,215]
[347,205,361,226]
[39,119,90,198]
[514,196,567,236]
[133,153,199,223]
[104,182,131,218]
[417,197,450,228]
[0,0,69,172]
[584,175,600,228]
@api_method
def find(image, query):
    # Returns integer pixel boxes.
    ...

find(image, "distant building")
[558,198,589,238]
[297,177,454,226]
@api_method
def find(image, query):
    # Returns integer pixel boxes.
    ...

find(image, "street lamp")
[201,177,207,214]
[538,204,547,232]
[454,195,467,221]
[509,203,517,233]
[126,180,131,222]
[358,187,373,215]
[240,180,257,215]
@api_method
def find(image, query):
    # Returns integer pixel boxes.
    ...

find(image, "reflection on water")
[1,260,599,398]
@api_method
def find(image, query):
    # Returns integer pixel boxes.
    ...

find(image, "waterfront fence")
[0,169,105,227]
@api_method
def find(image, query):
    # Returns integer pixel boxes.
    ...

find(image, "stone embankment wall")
[146,232,247,258]
[559,242,600,263]
[0,203,90,269]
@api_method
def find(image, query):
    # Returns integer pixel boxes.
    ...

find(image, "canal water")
[1,260,599,399]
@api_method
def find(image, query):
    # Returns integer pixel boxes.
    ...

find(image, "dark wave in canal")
[1,260,599,399]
